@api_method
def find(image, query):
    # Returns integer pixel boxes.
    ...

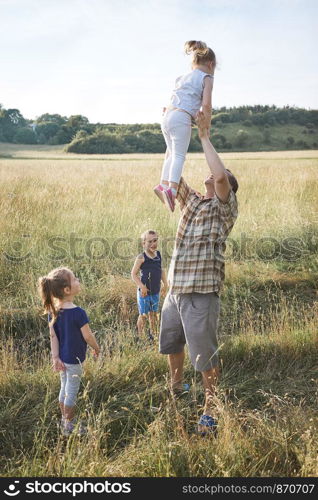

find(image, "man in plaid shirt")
[159,111,238,435]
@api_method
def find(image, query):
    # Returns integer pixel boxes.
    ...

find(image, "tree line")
[0,104,317,153]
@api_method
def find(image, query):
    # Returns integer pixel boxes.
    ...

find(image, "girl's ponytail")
[38,267,72,325]
[38,276,58,325]
[184,40,216,68]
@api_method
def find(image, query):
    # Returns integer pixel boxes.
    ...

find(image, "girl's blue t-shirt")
[48,307,89,364]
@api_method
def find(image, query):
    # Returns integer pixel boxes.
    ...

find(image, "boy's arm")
[49,326,65,371]
[81,324,100,356]
[131,255,148,296]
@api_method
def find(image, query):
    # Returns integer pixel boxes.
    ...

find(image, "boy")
[131,230,168,342]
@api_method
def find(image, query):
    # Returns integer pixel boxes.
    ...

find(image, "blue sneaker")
[197,415,218,437]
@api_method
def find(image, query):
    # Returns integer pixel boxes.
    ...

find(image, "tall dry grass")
[0,147,317,476]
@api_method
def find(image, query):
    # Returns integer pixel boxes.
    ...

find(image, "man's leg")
[159,293,187,390]
[179,293,220,429]
[168,350,185,390]
[201,366,220,415]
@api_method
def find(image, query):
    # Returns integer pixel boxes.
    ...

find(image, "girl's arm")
[81,324,100,356]
[131,254,148,297]
[201,76,213,134]
[49,326,65,371]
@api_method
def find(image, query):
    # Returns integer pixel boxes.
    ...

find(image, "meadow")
[0,144,317,477]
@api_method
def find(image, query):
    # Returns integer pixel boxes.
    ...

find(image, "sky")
[0,0,317,123]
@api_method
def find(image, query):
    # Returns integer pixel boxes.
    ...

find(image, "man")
[159,111,238,434]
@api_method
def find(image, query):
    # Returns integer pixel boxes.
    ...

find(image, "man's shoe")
[197,415,218,437]
[163,188,175,212]
[171,383,190,398]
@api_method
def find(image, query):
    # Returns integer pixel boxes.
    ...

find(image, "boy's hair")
[141,230,157,243]
[225,169,239,193]
[184,40,216,68]
[38,267,72,325]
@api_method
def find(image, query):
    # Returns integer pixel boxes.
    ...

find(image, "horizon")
[3,103,317,125]
[1,0,317,124]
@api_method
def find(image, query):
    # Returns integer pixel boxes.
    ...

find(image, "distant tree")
[66,115,89,128]
[14,127,38,144]
[36,113,67,125]
[35,122,60,141]
[0,108,26,141]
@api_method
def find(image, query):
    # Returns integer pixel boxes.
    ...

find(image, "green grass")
[0,146,317,477]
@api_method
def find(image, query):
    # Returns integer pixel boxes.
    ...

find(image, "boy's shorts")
[159,292,220,372]
[137,291,160,315]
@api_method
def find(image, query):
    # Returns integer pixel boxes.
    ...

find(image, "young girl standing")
[38,266,100,437]
[154,40,216,212]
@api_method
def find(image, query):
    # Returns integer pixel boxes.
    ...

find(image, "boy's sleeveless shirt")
[170,69,213,118]
[48,307,89,364]
[140,251,162,295]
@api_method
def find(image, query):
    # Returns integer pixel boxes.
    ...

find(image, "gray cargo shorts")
[159,292,220,372]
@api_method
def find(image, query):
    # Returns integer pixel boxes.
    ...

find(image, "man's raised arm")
[176,176,192,210]
[196,111,231,203]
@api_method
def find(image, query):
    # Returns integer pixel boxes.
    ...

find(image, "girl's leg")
[168,112,192,186]
[63,363,83,422]
[160,117,173,184]
[59,370,67,417]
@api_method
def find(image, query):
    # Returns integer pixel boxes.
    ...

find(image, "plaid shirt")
[168,177,238,294]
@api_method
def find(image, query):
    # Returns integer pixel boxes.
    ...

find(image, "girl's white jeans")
[59,362,83,408]
[161,109,192,184]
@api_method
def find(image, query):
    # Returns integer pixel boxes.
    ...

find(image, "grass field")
[0,144,317,477]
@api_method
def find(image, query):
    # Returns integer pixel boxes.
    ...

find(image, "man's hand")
[161,285,168,297]
[196,111,210,139]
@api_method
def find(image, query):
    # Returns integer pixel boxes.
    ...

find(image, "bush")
[213,133,227,149]
[296,140,310,149]
[286,136,295,148]
[235,129,249,147]
[66,132,125,154]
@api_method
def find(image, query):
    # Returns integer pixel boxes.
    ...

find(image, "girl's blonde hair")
[184,40,216,68]
[38,267,72,325]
